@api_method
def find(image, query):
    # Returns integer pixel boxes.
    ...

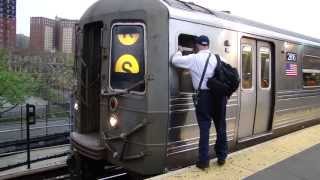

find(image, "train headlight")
[109,115,118,128]
[74,102,79,111]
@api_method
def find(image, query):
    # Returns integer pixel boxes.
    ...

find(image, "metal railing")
[0,103,72,144]
[0,103,72,172]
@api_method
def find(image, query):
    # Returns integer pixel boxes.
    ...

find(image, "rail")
[0,124,72,133]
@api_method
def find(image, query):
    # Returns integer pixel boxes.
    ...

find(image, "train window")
[242,45,253,89]
[260,47,270,88]
[177,34,197,93]
[178,34,196,55]
[109,23,145,92]
[303,55,320,87]
[303,70,320,87]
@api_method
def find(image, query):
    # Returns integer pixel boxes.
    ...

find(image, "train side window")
[242,45,253,89]
[260,47,271,88]
[178,34,196,55]
[303,54,320,87]
[303,71,320,87]
[177,34,197,93]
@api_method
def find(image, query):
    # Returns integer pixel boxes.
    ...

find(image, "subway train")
[68,0,320,178]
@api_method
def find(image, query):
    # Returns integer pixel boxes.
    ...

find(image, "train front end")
[70,0,169,177]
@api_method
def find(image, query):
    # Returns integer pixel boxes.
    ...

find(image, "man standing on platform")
[171,35,228,170]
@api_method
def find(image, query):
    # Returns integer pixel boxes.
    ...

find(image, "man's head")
[195,35,209,51]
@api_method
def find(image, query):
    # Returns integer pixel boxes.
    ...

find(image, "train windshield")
[109,23,145,92]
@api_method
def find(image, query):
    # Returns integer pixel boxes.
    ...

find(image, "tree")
[0,49,39,115]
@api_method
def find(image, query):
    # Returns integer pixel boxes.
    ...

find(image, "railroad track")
[3,164,69,180]
[0,132,70,154]
[0,144,133,180]
[3,163,131,180]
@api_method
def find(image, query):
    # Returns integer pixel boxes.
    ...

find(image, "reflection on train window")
[303,55,320,87]
[303,70,320,87]
[110,24,145,92]
[302,55,320,70]
[176,34,197,93]
[242,45,253,89]
[260,47,270,88]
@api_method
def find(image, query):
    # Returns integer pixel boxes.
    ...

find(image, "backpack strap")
[214,54,221,77]
[214,54,221,69]
[197,53,211,92]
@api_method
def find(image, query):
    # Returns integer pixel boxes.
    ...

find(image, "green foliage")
[0,49,40,107]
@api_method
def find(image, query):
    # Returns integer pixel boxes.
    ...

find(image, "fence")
[0,103,72,144]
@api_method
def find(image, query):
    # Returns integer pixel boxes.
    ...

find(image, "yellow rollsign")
[117,33,140,46]
[115,54,140,74]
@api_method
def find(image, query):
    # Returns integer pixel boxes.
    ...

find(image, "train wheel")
[67,152,106,180]
[67,153,80,180]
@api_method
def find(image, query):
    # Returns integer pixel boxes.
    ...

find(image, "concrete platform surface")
[149,124,320,180]
[245,143,320,180]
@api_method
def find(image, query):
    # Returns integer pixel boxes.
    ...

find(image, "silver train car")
[69,0,320,178]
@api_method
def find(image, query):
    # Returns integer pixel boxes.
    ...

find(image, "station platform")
[150,124,320,180]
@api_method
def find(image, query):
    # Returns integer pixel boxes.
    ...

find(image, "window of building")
[303,54,320,87]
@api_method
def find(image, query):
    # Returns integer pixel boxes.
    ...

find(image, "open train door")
[238,37,274,141]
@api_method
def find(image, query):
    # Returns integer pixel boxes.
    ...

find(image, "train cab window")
[242,45,253,89]
[260,47,271,88]
[177,34,197,93]
[109,23,145,92]
[303,55,320,87]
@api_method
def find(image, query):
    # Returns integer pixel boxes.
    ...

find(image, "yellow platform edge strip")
[150,124,320,180]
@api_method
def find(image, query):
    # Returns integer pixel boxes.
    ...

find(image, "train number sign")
[287,52,297,62]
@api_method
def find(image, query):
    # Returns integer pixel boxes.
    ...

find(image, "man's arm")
[171,49,195,69]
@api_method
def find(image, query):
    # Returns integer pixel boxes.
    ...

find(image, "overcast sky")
[17,0,320,39]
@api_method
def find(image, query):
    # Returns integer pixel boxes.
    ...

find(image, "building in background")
[16,34,29,49]
[56,17,77,54]
[29,16,78,54]
[29,17,56,52]
[0,0,16,49]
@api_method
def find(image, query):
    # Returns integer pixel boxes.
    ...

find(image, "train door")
[238,38,273,140]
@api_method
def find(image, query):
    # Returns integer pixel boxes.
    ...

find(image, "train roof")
[162,0,320,46]
[81,0,320,46]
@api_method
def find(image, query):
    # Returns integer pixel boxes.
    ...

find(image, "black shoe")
[196,161,209,170]
[217,159,226,166]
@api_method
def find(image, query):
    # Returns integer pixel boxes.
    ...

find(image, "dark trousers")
[195,90,228,163]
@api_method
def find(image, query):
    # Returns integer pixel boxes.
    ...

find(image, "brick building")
[29,17,56,52]
[29,16,78,54]
[0,0,16,49]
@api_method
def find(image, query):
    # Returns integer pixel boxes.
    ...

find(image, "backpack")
[207,54,240,97]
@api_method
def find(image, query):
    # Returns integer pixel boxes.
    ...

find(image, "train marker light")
[109,115,118,128]
[117,33,140,46]
[109,96,119,112]
[115,54,140,74]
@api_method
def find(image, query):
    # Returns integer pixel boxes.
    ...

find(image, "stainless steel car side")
[69,0,320,178]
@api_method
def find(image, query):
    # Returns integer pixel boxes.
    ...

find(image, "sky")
[17,0,320,39]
